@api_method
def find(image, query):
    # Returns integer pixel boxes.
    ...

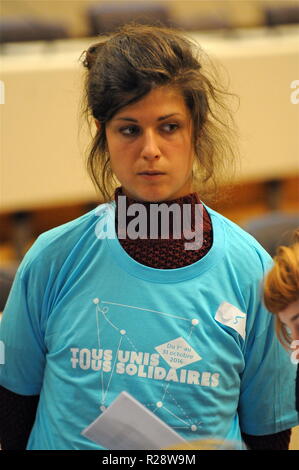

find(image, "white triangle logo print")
[215,302,247,339]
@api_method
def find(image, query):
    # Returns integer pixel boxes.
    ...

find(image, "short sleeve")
[238,251,299,435]
[0,250,47,395]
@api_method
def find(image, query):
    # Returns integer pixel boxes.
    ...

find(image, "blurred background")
[0,0,298,449]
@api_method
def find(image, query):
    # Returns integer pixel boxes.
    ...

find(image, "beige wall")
[1,30,298,212]
[1,1,299,38]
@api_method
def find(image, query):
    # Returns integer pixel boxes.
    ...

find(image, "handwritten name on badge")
[215,302,247,339]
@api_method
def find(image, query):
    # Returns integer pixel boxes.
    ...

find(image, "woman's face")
[103,86,195,202]
[279,298,299,341]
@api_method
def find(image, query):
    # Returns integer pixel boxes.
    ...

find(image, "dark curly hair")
[79,22,239,202]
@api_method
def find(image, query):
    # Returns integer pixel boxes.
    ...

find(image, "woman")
[0,23,298,450]
[263,230,299,414]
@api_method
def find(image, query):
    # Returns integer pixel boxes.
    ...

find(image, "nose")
[140,129,161,160]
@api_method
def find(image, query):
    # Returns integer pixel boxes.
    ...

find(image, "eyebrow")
[114,113,182,123]
[281,313,299,325]
[290,313,299,322]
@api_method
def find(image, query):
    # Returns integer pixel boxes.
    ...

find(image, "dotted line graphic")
[93,297,201,434]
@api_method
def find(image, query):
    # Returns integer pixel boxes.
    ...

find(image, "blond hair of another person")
[263,229,299,347]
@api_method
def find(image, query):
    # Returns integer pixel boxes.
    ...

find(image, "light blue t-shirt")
[0,202,298,449]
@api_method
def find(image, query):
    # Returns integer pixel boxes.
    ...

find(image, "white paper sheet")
[81,391,187,450]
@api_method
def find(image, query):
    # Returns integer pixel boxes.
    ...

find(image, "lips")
[138,171,165,175]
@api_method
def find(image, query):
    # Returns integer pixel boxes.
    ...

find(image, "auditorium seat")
[242,211,299,257]
[0,17,69,43]
[0,266,18,312]
[263,6,299,27]
[85,2,172,36]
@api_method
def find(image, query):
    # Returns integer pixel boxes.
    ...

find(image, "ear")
[95,119,101,131]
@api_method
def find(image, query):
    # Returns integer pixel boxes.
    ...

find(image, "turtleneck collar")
[114,186,201,207]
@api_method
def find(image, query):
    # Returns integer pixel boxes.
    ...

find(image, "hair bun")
[81,43,102,70]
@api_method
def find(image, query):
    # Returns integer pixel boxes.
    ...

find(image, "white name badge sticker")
[81,391,187,450]
[215,302,247,339]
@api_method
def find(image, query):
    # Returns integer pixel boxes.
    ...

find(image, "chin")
[137,194,165,203]
[127,188,168,203]
[123,185,190,203]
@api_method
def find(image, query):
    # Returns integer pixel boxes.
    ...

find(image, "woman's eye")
[119,123,179,136]
[162,123,179,133]
[120,126,139,136]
